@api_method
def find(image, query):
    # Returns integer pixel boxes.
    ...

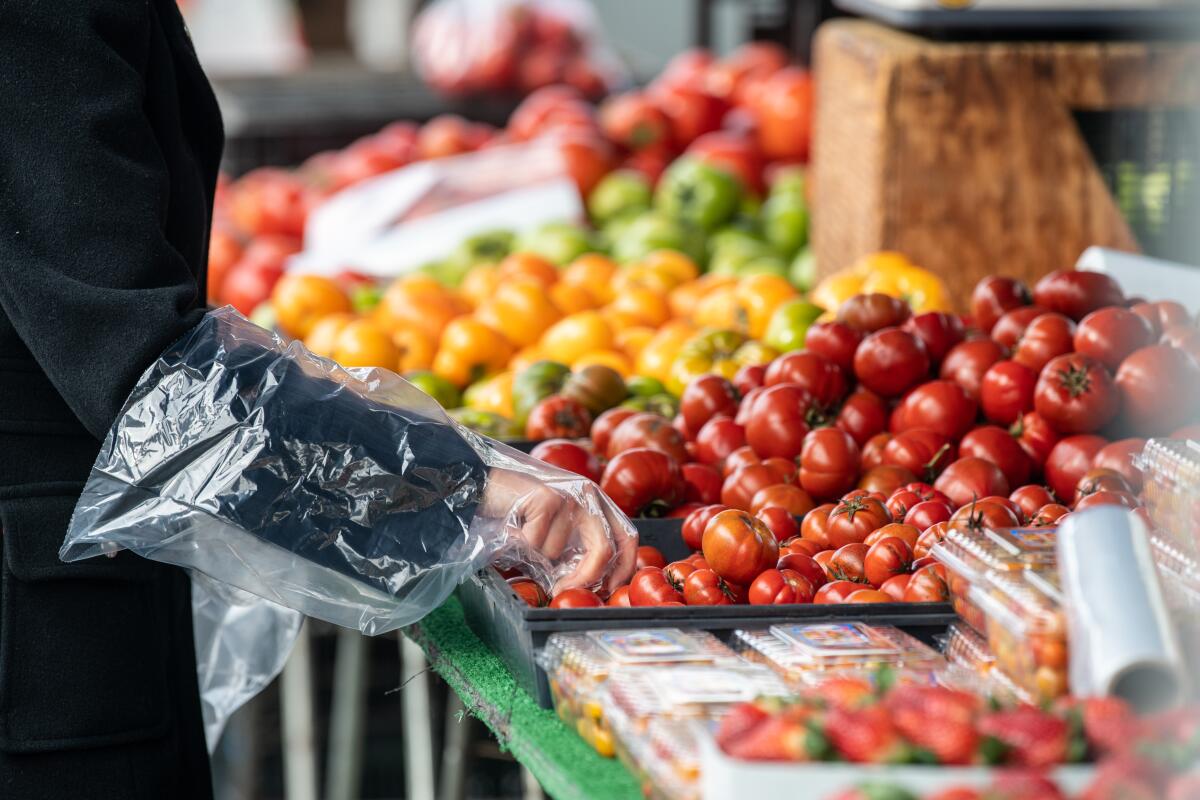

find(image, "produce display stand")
[405,597,643,800]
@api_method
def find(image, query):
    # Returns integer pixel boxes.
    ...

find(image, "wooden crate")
[811,20,1200,307]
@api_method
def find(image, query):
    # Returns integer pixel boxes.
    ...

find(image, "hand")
[479,468,637,594]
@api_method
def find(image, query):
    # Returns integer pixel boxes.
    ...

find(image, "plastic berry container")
[943,620,996,679]
[1137,438,1200,557]
[969,569,1068,702]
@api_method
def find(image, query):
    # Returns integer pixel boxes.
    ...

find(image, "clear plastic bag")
[61,307,637,635]
[411,0,627,98]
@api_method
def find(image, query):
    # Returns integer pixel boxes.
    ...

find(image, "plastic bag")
[61,307,637,635]
[411,0,627,98]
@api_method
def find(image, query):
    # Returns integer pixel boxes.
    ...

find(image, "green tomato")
[611,211,706,265]
[708,237,774,277]
[421,259,473,288]
[351,283,383,313]
[762,193,809,258]
[511,360,571,425]
[763,298,824,353]
[738,255,790,279]
[448,408,522,440]
[654,158,742,231]
[588,170,652,225]
[454,229,514,265]
[706,227,763,260]
[621,393,679,418]
[789,245,818,291]
[515,221,595,266]
[250,302,276,331]
[404,370,463,410]
[625,375,666,398]
[768,165,807,202]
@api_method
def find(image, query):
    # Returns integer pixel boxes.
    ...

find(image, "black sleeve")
[0,1,205,440]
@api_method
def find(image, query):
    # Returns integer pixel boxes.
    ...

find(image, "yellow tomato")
[562,254,618,304]
[573,349,633,377]
[667,329,747,395]
[304,312,355,358]
[862,263,952,313]
[692,284,740,330]
[375,274,468,340]
[607,286,670,327]
[734,340,779,367]
[540,311,614,365]
[393,328,436,373]
[640,250,699,284]
[634,325,694,384]
[434,317,514,387]
[613,264,677,296]
[460,264,502,309]
[271,273,352,339]
[669,274,737,319]
[333,319,401,370]
[509,345,544,373]
[615,326,656,361]
[850,250,913,276]
[601,308,650,334]
[549,282,596,315]
[735,274,797,340]
[810,270,867,314]
[465,371,515,417]
[475,279,562,348]
[497,252,559,288]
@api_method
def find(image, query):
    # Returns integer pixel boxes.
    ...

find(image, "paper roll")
[1058,506,1187,711]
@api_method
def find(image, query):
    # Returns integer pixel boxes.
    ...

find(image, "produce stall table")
[405,597,642,800]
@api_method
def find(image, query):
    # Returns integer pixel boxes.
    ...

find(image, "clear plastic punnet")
[1137,437,1200,556]
[60,308,637,635]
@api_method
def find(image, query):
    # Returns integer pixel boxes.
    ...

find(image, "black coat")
[0,1,221,797]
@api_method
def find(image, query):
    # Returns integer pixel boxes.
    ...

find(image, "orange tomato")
[614,264,678,296]
[635,324,694,383]
[573,350,633,377]
[304,313,355,358]
[669,274,736,319]
[475,279,562,347]
[735,274,797,339]
[434,318,514,387]
[465,371,515,417]
[608,286,671,327]
[692,284,740,330]
[460,264,502,309]
[333,319,401,369]
[497,252,559,288]
[540,312,614,365]
[375,274,467,340]
[393,328,437,373]
[271,273,352,339]
[510,346,545,373]
[615,326,656,361]
[640,250,699,284]
[562,254,618,305]
[549,281,596,315]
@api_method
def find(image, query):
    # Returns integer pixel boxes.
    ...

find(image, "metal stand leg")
[281,621,319,800]
[438,692,470,800]
[401,635,436,800]
[521,766,545,800]
[325,628,369,800]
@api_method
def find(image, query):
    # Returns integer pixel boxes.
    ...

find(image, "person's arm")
[0,1,207,440]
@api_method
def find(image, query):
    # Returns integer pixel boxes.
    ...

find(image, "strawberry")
[978,706,1069,768]
[1167,772,1200,800]
[1055,696,1139,757]
[886,685,981,765]
[716,702,770,753]
[1079,758,1158,800]
[818,675,876,710]
[827,705,906,764]
[986,770,1066,800]
[724,716,815,761]
[929,789,983,800]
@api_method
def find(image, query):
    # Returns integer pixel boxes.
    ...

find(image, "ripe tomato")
[701,509,780,585]
[764,352,849,407]
[905,500,953,531]
[814,580,862,604]
[599,91,672,151]
[827,496,891,548]
[750,484,815,516]
[902,312,966,366]
[508,577,548,607]
[854,328,931,397]
[864,537,913,587]
[663,560,697,591]
[971,276,1032,333]
[950,500,1021,535]
[749,568,814,605]
[1074,468,1132,501]
[883,429,956,481]
[829,543,870,584]
[681,462,723,505]
[1030,503,1069,527]
[1033,270,1125,322]
[801,503,836,548]
[959,426,1033,488]
[682,568,736,605]
[600,449,685,517]
[607,412,689,462]
[880,574,913,601]
[860,465,918,498]
[1044,434,1108,502]
[694,417,747,467]
[746,66,812,160]
[777,552,828,590]
[991,306,1049,350]
[763,457,799,486]
[1075,490,1139,511]
[606,586,632,607]
[845,589,893,603]
[1130,300,1189,337]
[1115,345,1200,436]
[550,588,604,608]
[980,361,1037,425]
[530,439,603,482]
[1074,307,1157,371]
[836,389,889,446]
[886,490,922,521]
[1009,485,1057,522]
[722,464,786,510]
[591,407,637,455]
[799,428,862,500]
[651,81,729,148]
[940,339,1005,401]
[805,321,863,374]
[732,363,766,396]
[526,396,593,440]
[900,481,951,504]
[629,567,684,606]
[1011,411,1060,467]
[1092,438,1147,492]
[636,546,667,571]
[935,457,1011,509]
[1034,354,1120,435]
[837,293,912,333]
[668,502,704,520]
[755,506,801,542]
[861,433,892,470]
[680,375,740,436]
[904,564,950,602]
[780,536,823,558]
[913,521,949,559]
[864,522,921,550]
[744,383,815,459]
[892,380,978,441]
[723,445,762,477]
[1014,313,1077,374]
[681,504,730,550]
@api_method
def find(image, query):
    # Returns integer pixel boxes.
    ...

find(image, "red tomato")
[904,564,950,602]
[693,417,747,468]
[1030,503,1069,527]
[600,449,685,517]
[1115,345,1200,436]
[750,484,816,516]
[732,363,766,396]
[799,427,862,500]
[971,276,1032,333]
[902,312,966,366]
[701,509,780,585]
[990,306,1047,350]
[526,396,593,440]
[555,130,616,196]
[940,339,1006,401]
[650,82,729,148]
[599,91,672,151]
[755,506,801,542]
[663,560,697,591]
[743,383,816,459]
[805,322,863,374]
[958,426,1033,488]
[854,328,931,398]
[1034,354,1120,435]
[836,389,889,446]
[864,522,921,550]
[723,445,762,477]
[636,546,667,571]
[886,489,922,521]
[1044,434,1109,502]
[764,352,849,406]
[681,503,730,550]
[606,586,632,607]
[681,462,723,505]
[1092,438,1147,492]
[1074,307,1157,371]
[829,543,870,584]
[722,464,787,510]
[222,260,284,316]
[530,439,603,482]
[861,432,892,470]
[680,375,740,436]
[880,574,913,601]
[845,588,892,604]
[507,577,548,607]
[950,500,1021,535]
[762,457,798,485]
[900,481,951,504]
[549,588,604,608]
[826,496,891,548]
[1013,313,1077,374]
[905,500,953,531]
[607,412,688,462]
[687,131,766,195]
[1075,490,1139,511]
[1130,300,1190,337]
[749,568,814,605]
[591,407,637,455]
[814,580,862,604]
[801,503,836,549]
[864,537,913,587]
[668,502,704,519]
[980,360,1038,425]
[1033,269,1125,322]
[1009,485,1057,522]
[934,457,1011,509]
[892,381,978,441]
[1074,468,1132,500]
[746,66,812,161]
[837,293,912,333]
[883,429,957,481]
[780,536,823,558]
[682,568,736,605]
[1011,411,1060,467]
[913,521,950,559]
[629,567,684,606]
[859,465,918,498]
[777,552,827,590]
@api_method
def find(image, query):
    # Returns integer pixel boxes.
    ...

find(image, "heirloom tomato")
[980,360,1037,425]
[826,496,891,548]
[526,396,593,440]
[1115,345,1200,436]
[702,509,779,585]
[934,457,1010,509]
[940,339,1005,401]
[550,588,604,608]
[1013,313,1077,374]
[600,449,685,517]
[1074,307,1156,371]
[958,426,1033,489]
[1034,354,1120,435]
[971,276,1032,333]
[530,439,603,482]
[892,380,977,441]
[683,569,736,606]
[1033,269,1124,321]
[805,321,862,373]
[1044,435,1108,502]
[629,568,684,606]
[854,328,930,397]
[681,503,729,551]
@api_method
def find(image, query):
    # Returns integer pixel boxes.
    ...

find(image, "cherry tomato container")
[1137,438,1200,557]
[613,718,706,800]
[942,620,995,680]
[1149,533,1200,673]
